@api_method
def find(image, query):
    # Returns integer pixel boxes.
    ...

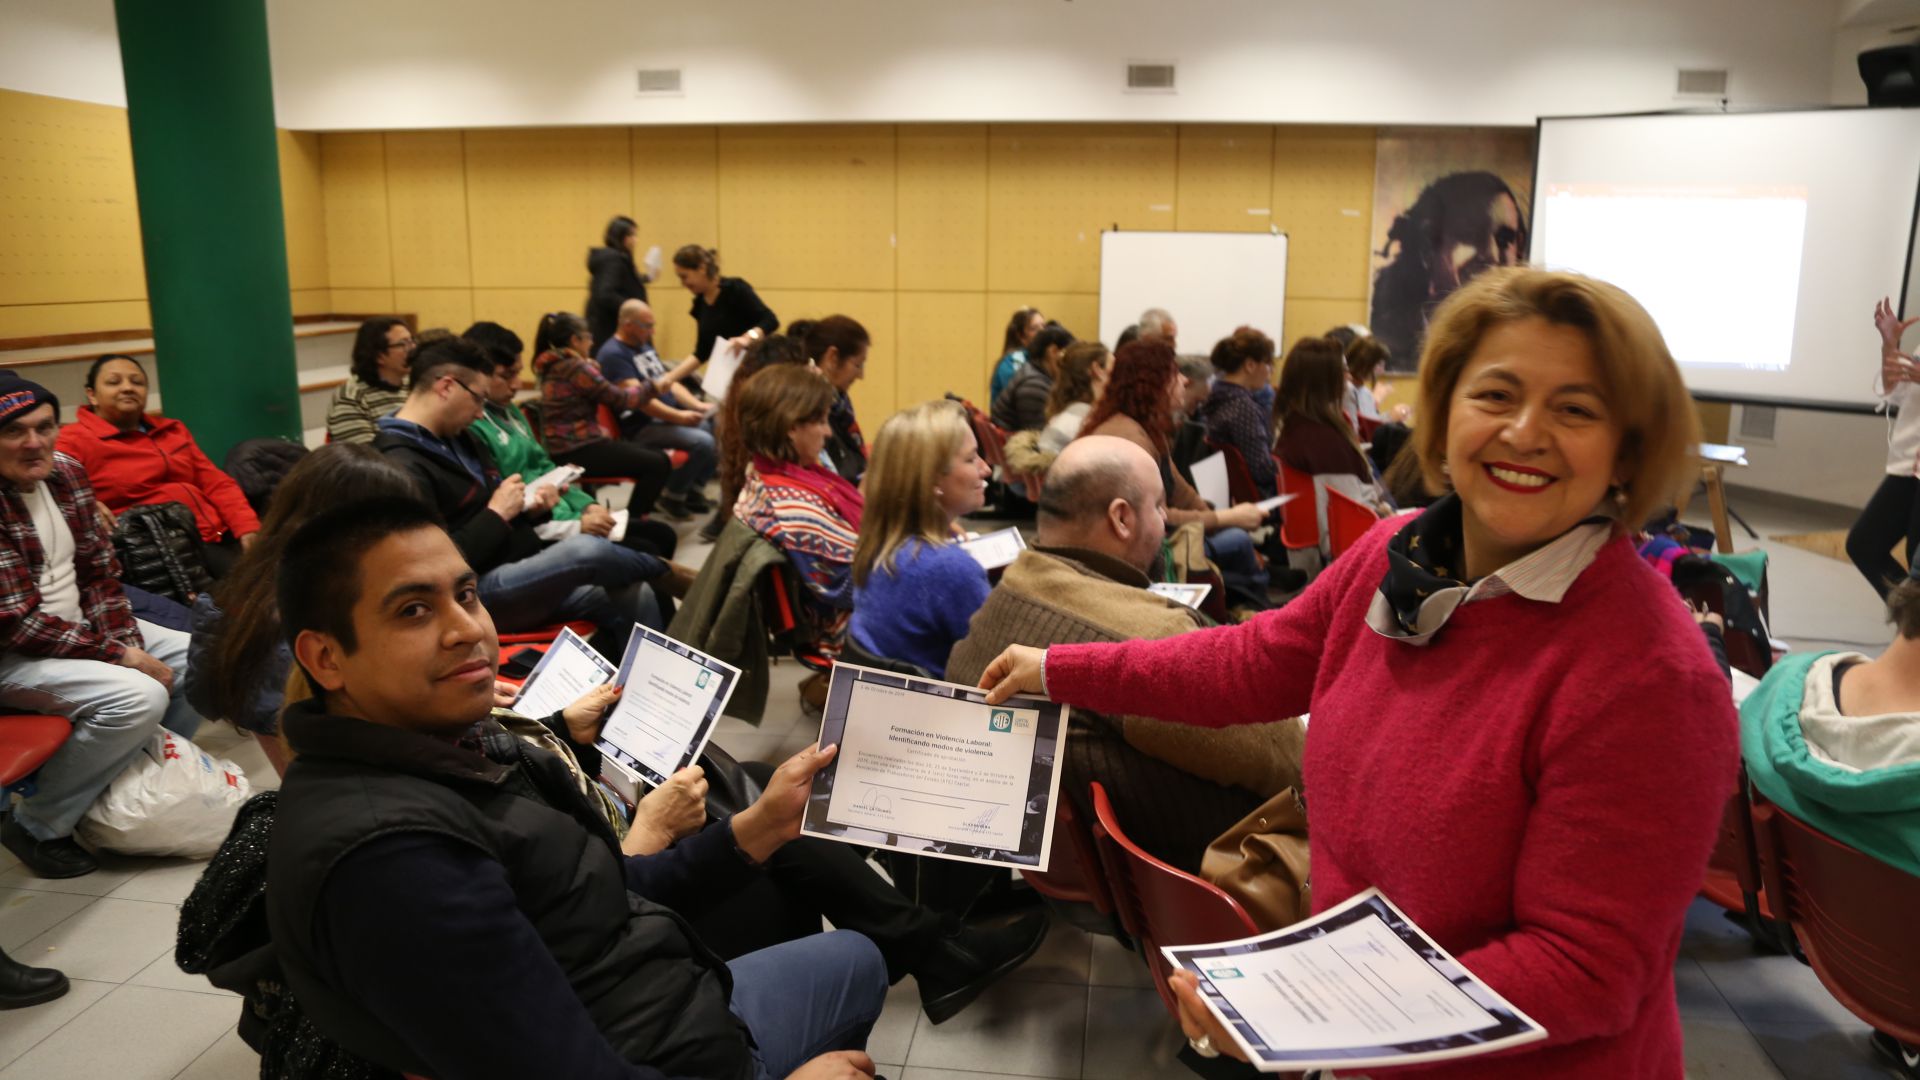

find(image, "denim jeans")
[477,534,666,645]
[1206,526,1270,604]
[727,929,888,1080]
[632,416,719,495]
[0,619,202,840]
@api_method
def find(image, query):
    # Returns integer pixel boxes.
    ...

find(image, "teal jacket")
[1740,649,1920,877]
[469,403,594,522]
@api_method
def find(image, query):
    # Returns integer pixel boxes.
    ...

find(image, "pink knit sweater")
[1046,518,1737,1078]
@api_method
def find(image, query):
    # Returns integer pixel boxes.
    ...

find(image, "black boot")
[914,907,1049,1024]
[1,816,96,879]
[0,946,69,1009]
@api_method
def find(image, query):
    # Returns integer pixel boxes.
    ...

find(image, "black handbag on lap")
[111,502,213,604]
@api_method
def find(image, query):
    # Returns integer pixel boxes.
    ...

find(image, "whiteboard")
[1099,231,1289,356]
[1534,109,1920,412]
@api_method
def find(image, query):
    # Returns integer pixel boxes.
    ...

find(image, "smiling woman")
[974,269,1737,1078]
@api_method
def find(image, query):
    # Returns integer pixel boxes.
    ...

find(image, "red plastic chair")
[0,714,71,799]
[1022,795,1117,915]
[1087,782,1261,1018]
[497,620,597,646]
[1325,486,1379,560]
[591,403,689,478]
[1274,460,1320,554]
[1697,769,1785,948]
[1754,791,1920,1044]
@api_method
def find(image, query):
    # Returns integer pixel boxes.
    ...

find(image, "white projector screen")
[1099,231,1288,355]
[1532,109,1920,411]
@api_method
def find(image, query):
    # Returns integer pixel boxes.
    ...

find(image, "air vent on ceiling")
[1126,62,1176,93]
[1676,68,1729,98]
[637,68,683,96]
[1738,403,1777,444]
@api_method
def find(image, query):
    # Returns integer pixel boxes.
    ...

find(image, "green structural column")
[113,0,302,460]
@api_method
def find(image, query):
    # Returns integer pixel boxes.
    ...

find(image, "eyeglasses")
[442,376,486,406]
[388,338,416,351]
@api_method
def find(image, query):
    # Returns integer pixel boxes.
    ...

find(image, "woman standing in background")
[1846,298,1920,600]
[673,245,780,363]
[585,215,658,350]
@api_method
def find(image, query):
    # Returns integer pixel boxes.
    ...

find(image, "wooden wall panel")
[386,131,471,289]
[0,91,146,307]
[987,124,1178,295]
[1176,125,1275,234]
[466,128,629,289]
[896,292,986,411]
[394,288,475,333]
[1277,297,1368,349]
[277,130,330,293]
[289,288,331,317]
[0,301,150,339]
[717,126,896,292]
[320,132,393,289]
[631,126,719,361]
[469,288,587,349]
[758,289,897,421]
[1271,127,1375,303]
[330,288,397,316]
[978,291,1100,399]
[897,125,988,292]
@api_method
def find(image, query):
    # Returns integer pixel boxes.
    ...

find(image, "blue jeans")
[727,930,888,1080]
[1206,527,1269,602]
[632,417,718,495]
[477,535,665,644]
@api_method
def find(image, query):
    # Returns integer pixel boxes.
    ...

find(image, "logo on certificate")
[988,708,1013,733]
[1205,966,1245,980]
[696,670,712,689]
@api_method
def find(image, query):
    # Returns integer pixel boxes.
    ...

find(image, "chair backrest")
[1698,769,1784,946]
[1209,441,1263,506]
[495,620,599,646]
[1088,781,1261,1016]
[1755,792,1920,1044]
[1275,460,1320,551]
[1022,793,1117,915]
[0,714,72,790]
[1325,486,1377,559]
[595,402,620,441]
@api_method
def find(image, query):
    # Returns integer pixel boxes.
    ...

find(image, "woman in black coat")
[585,215,657,349]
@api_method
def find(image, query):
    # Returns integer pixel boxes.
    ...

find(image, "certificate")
[1162,889,1547,1072]
[594,625,739,789]
[510,627,617,722]
[958,526,1027,570]
[1148,582,1211,609]
[802,663,1068,869]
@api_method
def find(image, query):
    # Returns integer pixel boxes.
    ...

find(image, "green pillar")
[113,0,301,460]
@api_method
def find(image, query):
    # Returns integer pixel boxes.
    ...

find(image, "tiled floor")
[0,493,1906,1078]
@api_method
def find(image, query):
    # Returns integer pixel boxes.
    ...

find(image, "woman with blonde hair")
[978,268,1736,1079]
[849,401,993,674]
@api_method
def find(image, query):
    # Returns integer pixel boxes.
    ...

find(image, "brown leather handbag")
[1200,786,1312,931]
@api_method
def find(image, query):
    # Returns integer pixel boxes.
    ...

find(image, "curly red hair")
[1080,338,1178,456]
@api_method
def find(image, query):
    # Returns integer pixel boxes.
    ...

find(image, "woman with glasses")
[326,317,415,444]
[532,311,696,515]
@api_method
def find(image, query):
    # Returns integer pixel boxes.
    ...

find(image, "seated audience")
[1197,328,1279,499]
[1343,334,1390,430]
[1170,353,1216,488]
[0,377,201,879]
[585,213,653,349]
[1273,335,1390,517]
[992,325,1072,434]
[467,321,685,566]
[1037,342,1112,456]
[326,317,413,444]
[373,338,669,649]
[1081,340,1269,604]
[1138,307,1179,350]
[263,498,888,1079]
[736,365,863,683]
[990,306,1046,404]
[947,436,1304,872]
[533,311,693,515]
[598,300,720,519]
[849,401,993,674]
[675,244,780,363]
[796,317,872,484]
[705,332,812,543]
[55,354,261,577]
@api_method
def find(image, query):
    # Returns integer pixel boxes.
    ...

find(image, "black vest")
[265,705,754,1079]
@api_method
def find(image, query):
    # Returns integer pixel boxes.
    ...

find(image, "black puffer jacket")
[587,246,648,347]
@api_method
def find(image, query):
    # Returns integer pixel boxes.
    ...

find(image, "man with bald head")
[945,437,1304,872]
[596,299,719,519]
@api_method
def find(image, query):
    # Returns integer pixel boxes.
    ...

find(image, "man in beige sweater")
[946,436,1304,873]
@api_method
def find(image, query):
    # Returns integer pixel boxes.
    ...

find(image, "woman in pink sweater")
[981,268,1738,1078]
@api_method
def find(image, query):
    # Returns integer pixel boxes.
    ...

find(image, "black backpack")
[111,502,213,604]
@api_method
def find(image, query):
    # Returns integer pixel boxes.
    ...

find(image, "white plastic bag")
[77,730,253,857]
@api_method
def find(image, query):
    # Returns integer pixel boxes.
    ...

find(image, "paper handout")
[802,664,1068,870]
[1255,492,1298,513]
[702,339,746,403]
[510,626,617,723]
[524,463,585,509]
[594,625,740,789]
[1147,582,1211,609]
[1162,889,1547,1072]
[1192,451,1230,509]
[958,527,1027,570]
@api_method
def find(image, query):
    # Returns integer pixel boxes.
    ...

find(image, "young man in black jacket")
[267,498,886,1080]
[373,338,669,649]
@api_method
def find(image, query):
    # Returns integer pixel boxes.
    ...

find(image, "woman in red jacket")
[980,269,1737,1079]
[56,354,260,577]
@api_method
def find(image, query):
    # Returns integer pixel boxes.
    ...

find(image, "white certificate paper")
[1148,582,1211,609]
[1192,451,1230,508]
[802,663,1068,869]
[1255,492,1299,513]
[958,527,1027,571]
[703,339,746,402]
[594,625,740,789]
[510,627,617,722]
[1162,889,1547,1072]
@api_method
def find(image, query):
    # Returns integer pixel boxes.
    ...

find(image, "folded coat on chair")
[666,519,788,724]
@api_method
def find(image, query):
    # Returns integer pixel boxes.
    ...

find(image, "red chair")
[1208,442,1263,506]
[1325,486,1378,560]
[497,620,597,646]
[1697,769,1785,948]
[0,714,71,800]
[1754,792,1920,1044]
[1022,795,1118,918]
[1274,460,1320,555]
[763,566,832,674]
[1088,782,1261,1017]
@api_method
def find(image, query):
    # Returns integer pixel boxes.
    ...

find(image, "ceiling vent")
[1676,68,1729,99]
[637,68,683,96]
[1126,62,1176,93]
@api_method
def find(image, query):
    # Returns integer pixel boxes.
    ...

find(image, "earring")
[1610,485,1628,514]
[934,488,944,496]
